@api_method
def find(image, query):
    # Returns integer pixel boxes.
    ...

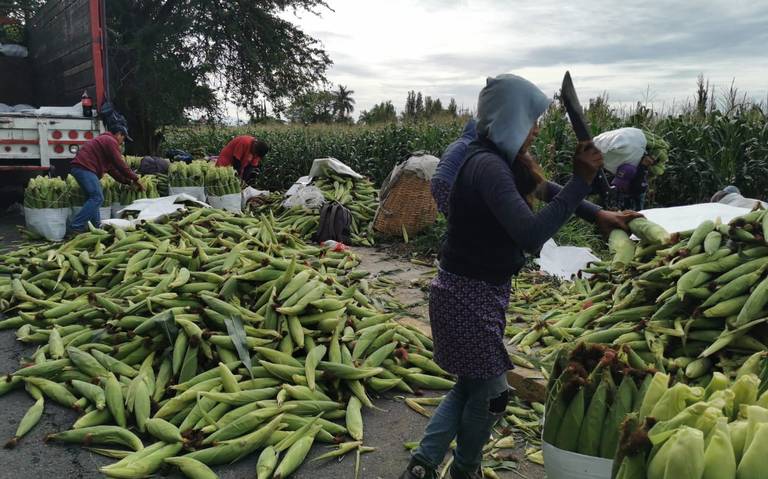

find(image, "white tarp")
[169,186,206,202]
[242,187,270,206]
[638,203,752,234]
[103,194,208,228]
[283,185,325,209]
[285,176,313,196]
[717,192,768,210]
[308,158,363,179]
[536,239,601,280]
[283,176,325,209]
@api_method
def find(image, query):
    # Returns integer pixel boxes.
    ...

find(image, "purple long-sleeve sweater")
[440,142,599,285]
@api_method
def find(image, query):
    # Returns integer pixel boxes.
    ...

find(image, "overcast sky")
[285,0,768,117]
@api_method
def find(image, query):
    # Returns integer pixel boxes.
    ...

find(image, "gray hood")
[476,74,551,164]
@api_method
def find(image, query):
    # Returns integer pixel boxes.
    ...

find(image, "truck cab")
[0,0,107,193]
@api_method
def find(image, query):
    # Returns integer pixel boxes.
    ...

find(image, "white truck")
[0,0,107,195]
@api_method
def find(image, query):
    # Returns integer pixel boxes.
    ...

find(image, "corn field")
[162,123,466,192]
[162,99,768,207]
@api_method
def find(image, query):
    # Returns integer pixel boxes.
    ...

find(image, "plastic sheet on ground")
[717,192,768,209]
[308,158,363,179]
[282,185,325,209]
[168,186,206,202]
[536,239,600,280]
[102,194,208,228]
[285,176,313,197]
[242,187,270,205]
[639,203,752,235]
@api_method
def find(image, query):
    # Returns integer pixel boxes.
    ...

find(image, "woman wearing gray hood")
[400,75,640,479]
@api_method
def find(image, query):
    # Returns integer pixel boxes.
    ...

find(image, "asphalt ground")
[0,210,544,479]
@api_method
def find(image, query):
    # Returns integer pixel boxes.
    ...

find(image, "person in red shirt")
[69,124,144,233]
[214,135,270,183]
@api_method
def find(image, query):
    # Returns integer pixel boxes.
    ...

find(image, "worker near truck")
[68,125,144,233]
[401,74,641,479]
[214,135,270,184]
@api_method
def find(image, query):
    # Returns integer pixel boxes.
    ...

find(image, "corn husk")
[647,426,705,479]
[702,417,736,479]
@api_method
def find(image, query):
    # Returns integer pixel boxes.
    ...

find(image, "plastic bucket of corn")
[543,441,613,479]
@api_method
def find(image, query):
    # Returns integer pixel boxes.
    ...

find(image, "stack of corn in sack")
[23,176,70,209]
[168,160,208,188]
[543,343,654,459]
[0,207,452,478]
[509,210,768,382]
[204,165,241,197]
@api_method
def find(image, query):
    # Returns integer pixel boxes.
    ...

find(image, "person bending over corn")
[69,124,144,234]
[214,135,270,185]
[593,127,669,211]
[400,74,641,479]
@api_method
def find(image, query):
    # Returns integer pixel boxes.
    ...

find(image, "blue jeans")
[413,373,509,472]
[69,167,103,232]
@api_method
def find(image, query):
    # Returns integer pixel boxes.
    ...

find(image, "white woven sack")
[24,207,69,241]
[207,193,242,213]
[169,186,206,202]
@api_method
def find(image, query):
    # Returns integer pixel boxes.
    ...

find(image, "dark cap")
[110,124,134,142]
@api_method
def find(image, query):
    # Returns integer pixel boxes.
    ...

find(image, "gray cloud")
[293,0,768,117]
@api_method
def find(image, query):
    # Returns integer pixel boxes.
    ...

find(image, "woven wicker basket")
[373,171,437,236]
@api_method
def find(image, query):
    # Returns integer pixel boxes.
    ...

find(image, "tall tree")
[358,100,396,124]
[286,89,335,124]
[404,91,417,120]
[332,85,355,122]
[33,0,333,152]
[415,92,424,117]
[447,98,458,117]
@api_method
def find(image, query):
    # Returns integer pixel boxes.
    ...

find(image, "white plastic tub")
[542,441,613,479]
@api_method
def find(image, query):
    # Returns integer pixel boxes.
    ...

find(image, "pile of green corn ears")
[0,206,454,478]
[250,172,379,247]
[509,211,768,383]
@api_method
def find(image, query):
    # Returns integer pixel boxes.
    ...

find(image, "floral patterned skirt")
[429,268,512,379]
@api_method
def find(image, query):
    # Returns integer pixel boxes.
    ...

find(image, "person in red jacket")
[214,135,270,183]
[69,124,144,233]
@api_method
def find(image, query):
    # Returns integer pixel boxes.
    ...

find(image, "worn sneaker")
[399,458,437,479]
[449,463,483,479]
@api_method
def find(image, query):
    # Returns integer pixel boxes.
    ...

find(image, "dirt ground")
[0,211,545,479]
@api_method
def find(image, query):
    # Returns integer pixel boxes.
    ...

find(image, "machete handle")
[593,169,612,195]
